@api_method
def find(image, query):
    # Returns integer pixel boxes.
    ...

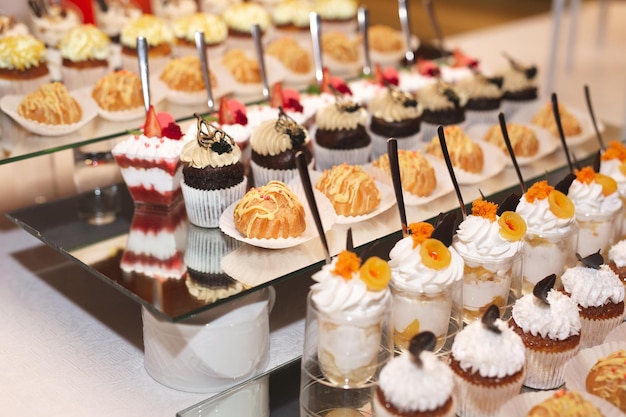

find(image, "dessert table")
[1,2,626,416]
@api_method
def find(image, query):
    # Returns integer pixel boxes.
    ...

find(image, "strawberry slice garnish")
[143,105,162,137]
[416,57,440,77]
[218,97,248,125]
[270,82,284,108]
[374,64,399,86]
[320,67,352,95]
[451,47,479,68]
[282,87,303,112]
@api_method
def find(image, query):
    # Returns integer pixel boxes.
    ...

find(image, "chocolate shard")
[431,211,457,247]
[408,331,437,367]
[554,173,576,195]
[496,193,521,216]
[592,150,602,173]
[481,304,502,334]
[524,66,538,80]
[533,274,556,305]
[576,250,603,269]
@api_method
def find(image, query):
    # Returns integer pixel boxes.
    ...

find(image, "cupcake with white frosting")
[120,14,173,77]
[374,332,457,417]
[221,2,271,50]
[449,305,525,417]
[561,255,625,349]
[172,12,227,59]
[271,0,313,41]
[58,24,111,90]
[508,274,581,389]
[608,239,626,286]
[0,34,50,96]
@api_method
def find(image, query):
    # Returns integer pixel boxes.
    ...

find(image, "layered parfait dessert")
[453,197,526,322]
[600,141,626,234]
[387,220,464,353]
[515,180,578,294]
[309,249,391,386]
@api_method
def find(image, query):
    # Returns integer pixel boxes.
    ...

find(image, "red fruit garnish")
[156,111,175,128]
[143,105,162,137]
[218,97,248,125]
[451,47,479,68]
[282,88,303,112]
[320,67,332,93]
[270,82,284,108]
[416,57,440,77]
[320,67,352,95]
[374,63,399,86]
[162,122,183,140]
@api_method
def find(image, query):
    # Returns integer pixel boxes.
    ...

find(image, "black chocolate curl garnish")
[441,86,460,109]
[387,82,418,108]
[481,304,502,334]
[503,53,536,80]
[275,107,307,147]
[533,274,556,305]
[576,250,603,270]
[195,114,234,154]
[431,211,457,248]
[554,172,576,195]
[487,76,504,89]
[524,66,538,80]
[408,331,437,367]
[497,193,521,216]
[592,150,602,173]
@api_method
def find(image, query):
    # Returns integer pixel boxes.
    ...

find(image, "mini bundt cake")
[482,123,539,157]
[18,82,81,124]
[424,125,484,174]
[91,69,144,112]
[373,150,437,197]
[315,163,381,216]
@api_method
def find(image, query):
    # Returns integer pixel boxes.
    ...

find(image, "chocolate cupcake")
[455,72,503,126]
[180,115,248,228]
[249,108,312,186]
[416,81,467,142]
[497,55,539,118]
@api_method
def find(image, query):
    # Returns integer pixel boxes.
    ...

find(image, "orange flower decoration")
[601,141,626,162]
[575,166,596,184]
[471,198,497,222]
[408,222,434,248]
[359,256,391,291]
[525,180,553,203]
[333,250,361,280]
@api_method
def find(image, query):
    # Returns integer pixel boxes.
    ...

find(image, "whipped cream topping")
[499,65,537,93]
[609,239,626,267]
[112,133,186,160]
[568,179,623,216]
[272,0,313,27]
[314,0,357,20]
[367,89,423,123]
[315,102,368,131]
[0,35,47,70]
[378,350,454,413]
[0,16,29,38]
[389,236,464,293]
[516,194,575,235]
[453,215,524,263]
[173,13,227,44]
[455,74,503,99]
[59,24,110,62]
[180,125,242,169]
[311,257,390,317]
[512,290,581,340]
[561,265,625,308]
[222,3,271,34]
[121,15,173,49]
[451,318,525,378]
[31,5,82,48]
[417,82,468,112]
[250,118,309,156]
[600,158,626,190]
[94,1,143,38]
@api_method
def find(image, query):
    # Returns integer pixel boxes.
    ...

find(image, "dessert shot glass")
[575,206,624,259]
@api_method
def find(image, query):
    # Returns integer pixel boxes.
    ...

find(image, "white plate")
[162,64,235,106]
[216,54,287,98]
[511,101,604,147]
[497,389,624,417]
[0,87,98,137]
[218,182,336,250]
[563,340,626,393]
[604,321,626,343]
[95,79,168,122]
[295,170,396,225]
[465,123,559,167]
[364,158,454,206]
[419,139,507,185]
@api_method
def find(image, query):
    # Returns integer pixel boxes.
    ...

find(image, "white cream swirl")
[0,35,47,70]
[451,318,525,378]
[561,265,625,308]
[499,65,537,93]
[416,82,468,112]
[609,239,626,267]
[453,215,524,262]
[378,350,454,413]
[315,102,368,131]
[516,195,574,235]
[311,258,390,316]
[250,118,309,156]
[600,158,626,191]
[59,24,111,62]
[568,179,623,215]
[222,3,271,34]
[173,13,227,44]
[511,290,581,340]
[455,74,503,99]
[121,15,173,48]
[388,237,464,293]
[180,135,241,169]
[367,90,422,123]
[112,134,186,159]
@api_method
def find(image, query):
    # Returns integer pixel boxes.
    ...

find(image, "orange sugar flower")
[574,166,596,184]
[333,250,361,280]
[601,141,626,162]
[408,222,434,248]
[525,180,554,203]
[471,197,497,222]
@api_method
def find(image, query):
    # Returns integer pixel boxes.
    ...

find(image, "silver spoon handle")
[251,24,269,101]
[137,36,150,112]
[398,0,414,63]
[195,31,215,112]
[357,7,371,76]
[423,0,446,57]
[310,12,324,86]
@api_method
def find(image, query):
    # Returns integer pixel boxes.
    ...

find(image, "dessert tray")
[465,123,559,167]
[218,181,336,249]
[0,87,99,137]
[497,389,623,417]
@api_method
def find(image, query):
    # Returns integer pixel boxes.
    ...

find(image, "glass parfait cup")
[575,206,623,259]
[300,293,393,416]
